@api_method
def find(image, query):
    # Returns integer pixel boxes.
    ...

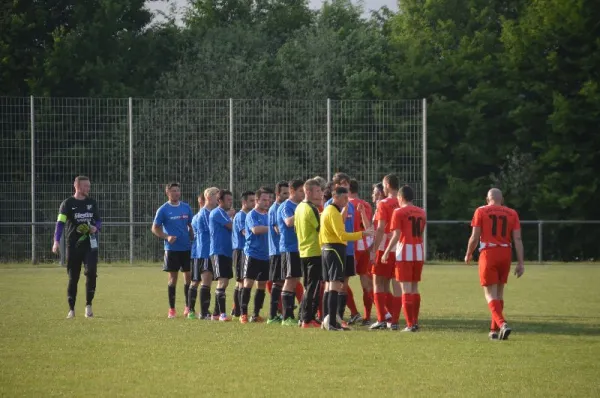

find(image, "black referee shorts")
[321,244,346,282]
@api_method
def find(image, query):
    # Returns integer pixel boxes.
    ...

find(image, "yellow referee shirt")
[295,201,321,258]
[320,203,362,245]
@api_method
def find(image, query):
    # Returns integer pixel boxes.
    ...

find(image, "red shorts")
[371,250,395,279]
[395,261,424,282]
[478,249,512,286]
[355,250,371,275]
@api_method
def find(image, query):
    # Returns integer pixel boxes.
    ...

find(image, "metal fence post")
[538,221,543,264]
[229,98,234,193]
[422,98,428,262]
[326,98,331,181]
[128,97,134,264]
[30,95,36,264]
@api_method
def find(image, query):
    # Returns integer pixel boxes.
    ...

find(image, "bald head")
[487,188,503,205]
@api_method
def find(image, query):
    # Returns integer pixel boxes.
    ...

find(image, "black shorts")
[66,245,98,277]
[282,251,302,279]
[163,250,191,272]
[232,249,245,282]
[301,256,322,287]
[243,256,269,282]
[269,255,283,282]
[191,258,213,281]
[345,255,356,277]
[321,244,346,282]
[211,255,233,280]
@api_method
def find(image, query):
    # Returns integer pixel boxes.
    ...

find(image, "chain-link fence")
[0,97,426,263]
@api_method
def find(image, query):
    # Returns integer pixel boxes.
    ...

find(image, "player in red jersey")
[369,174,400,330]
[348,179,374,325]
[382,185,426,332]
[465,188,524,340]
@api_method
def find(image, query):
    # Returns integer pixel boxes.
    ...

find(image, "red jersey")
[390,205,427,262]
[374,197,399,250]
[471,205,520,251]
[349,197,373,251]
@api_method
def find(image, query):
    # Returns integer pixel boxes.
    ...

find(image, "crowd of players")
[54,172,524,338]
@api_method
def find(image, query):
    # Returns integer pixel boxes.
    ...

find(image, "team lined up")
[151,173,428,331]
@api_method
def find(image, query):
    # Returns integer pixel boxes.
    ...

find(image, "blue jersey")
[153,201,193,251]
[232,211,247,250]
[325,198,355,255]
[191,211,201,258]
[277,199,299,253]
[197,207,211,259]
[244,209,269,261]
[268,202,281,256]
[209,207,233,257]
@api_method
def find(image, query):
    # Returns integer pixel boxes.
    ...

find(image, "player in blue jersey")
[187,189,211,319]
[277,179,305,326]
[192,187,220,319]
[152,182,195,319]
[231,191,256,318]
[266,181,289,324]
[209,189,236,321]
[239,188,272,323]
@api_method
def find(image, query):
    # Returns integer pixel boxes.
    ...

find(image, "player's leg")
[267,255,283,324]
[411,261,424,329]
[240,255,256,323]
[199,259,214,319]
[300,257,321,328]
[281,252,301,325]
[356,250,373,325]
[66,247,84,318]
[480,251,511,339]
[214,255,232,321]
[83,248,98,318]
[188,259,201,319]
[162,251,180,318]
[252,262,269,321]
[232,250,243,318]
[181,252,192,316]
[388,279,403,330]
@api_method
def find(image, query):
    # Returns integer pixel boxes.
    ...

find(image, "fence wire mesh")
[0,97,425,263]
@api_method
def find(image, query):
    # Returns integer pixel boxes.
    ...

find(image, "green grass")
[1,264,599,397]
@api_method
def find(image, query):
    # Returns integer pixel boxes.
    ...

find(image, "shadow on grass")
[423,317,600,336]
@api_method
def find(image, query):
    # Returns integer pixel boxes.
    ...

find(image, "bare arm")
[464,227,481,264]
[152,224,169,240]
[251,226,269,235]
[188,222,194,241]
[358,204,371,230]
[382,229,400,263]
[370,221,387,256]
[284,215,295,228]
[513,229,525,277]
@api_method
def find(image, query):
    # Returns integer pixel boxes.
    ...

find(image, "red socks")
[362,288,373,320]
[346,286,359,315]
[385,292,393,315]
[391,295,403,324]
[374,292,387,322]
[413,293,421,325]
[488,299,505,328]
[400,293,421,327]
[490,299,504,331]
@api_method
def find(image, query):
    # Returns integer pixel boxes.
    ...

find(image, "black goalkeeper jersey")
[58,197,101,248]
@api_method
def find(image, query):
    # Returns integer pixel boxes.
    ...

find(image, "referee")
[319,187,372,331]
[52,176,102,319]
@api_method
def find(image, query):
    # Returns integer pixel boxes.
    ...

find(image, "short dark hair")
[75,175,90,184]
[333,187,348,196]
[276,181,289,194]
[165,182,180,190]
[384,174,399,190]
[349,179,359,194]
[289,179,304,191]
[255,187,271,198]
[398,185,414,202]
[373,183,384,194]
[218,189,232,201]
[332,172,351,186]
[241,190,255,201]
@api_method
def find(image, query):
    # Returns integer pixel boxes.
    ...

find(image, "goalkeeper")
[52,176,102,319]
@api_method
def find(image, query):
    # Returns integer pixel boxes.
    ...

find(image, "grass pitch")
[1,264,599,397]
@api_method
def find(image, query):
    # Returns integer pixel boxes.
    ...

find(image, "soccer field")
[1,264,599,397]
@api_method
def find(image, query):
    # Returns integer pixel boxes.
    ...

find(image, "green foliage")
[1,0,599,260]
